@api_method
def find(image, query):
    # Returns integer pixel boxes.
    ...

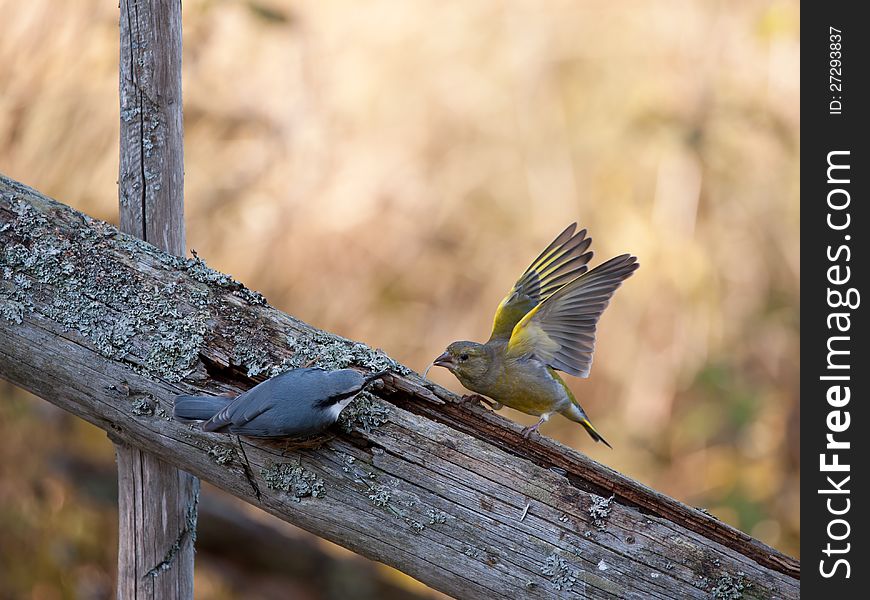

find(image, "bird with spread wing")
[427,224,638,446]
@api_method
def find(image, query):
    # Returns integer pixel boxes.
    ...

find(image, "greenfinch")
[428,224,637,446]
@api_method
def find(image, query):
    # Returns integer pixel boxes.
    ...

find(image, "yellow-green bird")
[428,224,638,446]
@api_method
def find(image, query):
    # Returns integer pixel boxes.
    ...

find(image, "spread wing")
[506,254,638,377]
[488,223,593,341]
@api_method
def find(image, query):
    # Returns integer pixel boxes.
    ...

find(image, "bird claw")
[521,414,549,439]
[461,394,502,411]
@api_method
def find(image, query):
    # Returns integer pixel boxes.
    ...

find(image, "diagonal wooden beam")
[0,173,799,599]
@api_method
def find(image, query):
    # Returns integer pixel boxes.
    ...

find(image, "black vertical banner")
[802,3,868,597]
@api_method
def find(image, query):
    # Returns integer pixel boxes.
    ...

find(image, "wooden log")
[0,174,800,599]
[48,453,435,600]
[116,1,197,597]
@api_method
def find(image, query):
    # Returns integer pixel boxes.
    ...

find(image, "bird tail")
[579,418,612,449]
[173,395,233,421]
[559,402,613,448]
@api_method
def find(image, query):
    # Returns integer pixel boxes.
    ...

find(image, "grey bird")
[173,367,388,438]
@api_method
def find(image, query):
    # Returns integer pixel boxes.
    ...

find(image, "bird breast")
[480,357,572,416]
[326,396,357,422]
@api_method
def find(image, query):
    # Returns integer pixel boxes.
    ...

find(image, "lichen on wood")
[0,174,800,600]
[261,462,326,501]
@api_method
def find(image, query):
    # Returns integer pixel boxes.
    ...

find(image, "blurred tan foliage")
[1,0,799,596]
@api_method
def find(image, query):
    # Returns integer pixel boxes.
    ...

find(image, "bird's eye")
[459,353,469,361]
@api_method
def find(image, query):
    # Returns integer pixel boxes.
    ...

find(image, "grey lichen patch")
[129,392,171,420]
[140,305,208,382]
[11,273,31,289]
[540,553,578,591]
[1,242,35,325]
[588,494,615,529]
[337,452,357,472]
[427,509,448,525]
[131,396,155,416]
[462,544,483,559]
[230,337,277,378]
[339,457,427,534]
[368,484,392,507]
[710,572,752,600]
[286,330,410,375]
[406,519,426,534]
[1,193,210,382]
[2,190,413,411]
[206,296,285,379]
[260,462,325,502]
[361,477,404,520]
[184,254,267,306]
[0,295,24,324]
[338,391,391,433]
[207,445,235,466]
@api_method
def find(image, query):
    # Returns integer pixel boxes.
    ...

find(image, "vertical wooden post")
[116,1,199,597]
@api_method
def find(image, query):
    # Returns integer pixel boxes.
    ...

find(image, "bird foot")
[461,394,502,411]
[520,425,540,439]
[460,393,484,404]
[520,414,549,438]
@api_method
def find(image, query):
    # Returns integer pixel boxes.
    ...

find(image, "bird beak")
[432,351,456,370]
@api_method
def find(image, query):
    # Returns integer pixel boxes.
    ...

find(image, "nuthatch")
[173,367,389,437]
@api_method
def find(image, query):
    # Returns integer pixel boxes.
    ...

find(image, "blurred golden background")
[1,0,799,597]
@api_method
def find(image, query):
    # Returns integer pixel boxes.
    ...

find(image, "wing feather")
[201,370,304,432]
[489,223,594,340]
[202,386,273,432]
[507,254,638,377]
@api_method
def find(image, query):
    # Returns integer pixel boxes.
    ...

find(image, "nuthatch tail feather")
[173,367,389,438]
[173,395,233,421]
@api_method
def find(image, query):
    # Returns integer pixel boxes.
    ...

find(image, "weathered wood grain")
[117,1,196,597]
[0,174,800,599]
[119,0,185,250]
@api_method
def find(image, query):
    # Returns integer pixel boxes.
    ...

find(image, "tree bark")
[117,1,197,597]
[0,174,799,599]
